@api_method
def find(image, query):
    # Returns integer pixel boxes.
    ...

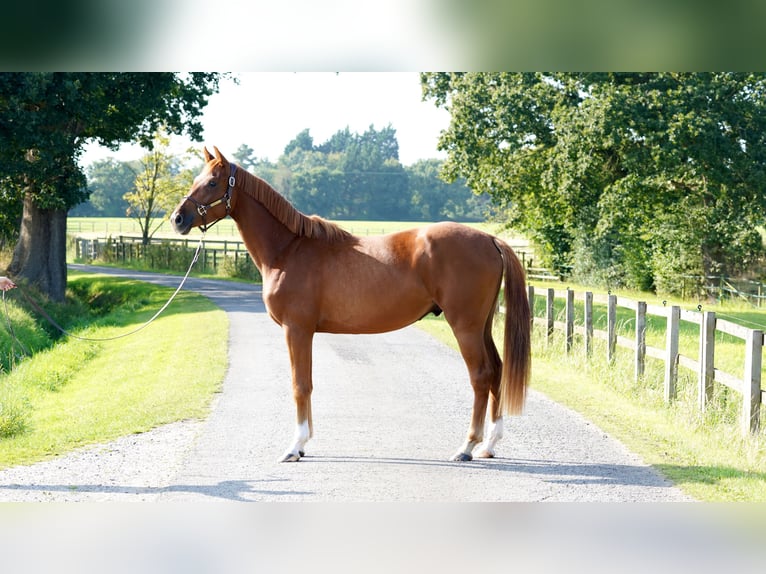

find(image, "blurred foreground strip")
[0,503,762,574]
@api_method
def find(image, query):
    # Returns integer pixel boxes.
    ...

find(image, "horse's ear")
[213,146,228,165]
[203,147,213,162]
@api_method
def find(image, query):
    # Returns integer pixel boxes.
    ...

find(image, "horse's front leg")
[280,325,314,462]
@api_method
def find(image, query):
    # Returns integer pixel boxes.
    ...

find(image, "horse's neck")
[231,191,296,271]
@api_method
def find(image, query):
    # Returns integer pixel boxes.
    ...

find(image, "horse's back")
[413,222,504,280]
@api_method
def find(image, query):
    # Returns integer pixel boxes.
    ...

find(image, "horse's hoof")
[475,448,495,459]
[279,451,301,463]
[299,451,305,457]
[451,452,473,462]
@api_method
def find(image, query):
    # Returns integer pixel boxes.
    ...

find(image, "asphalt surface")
[0,265,691,502]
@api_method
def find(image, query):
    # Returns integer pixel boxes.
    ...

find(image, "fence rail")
[73,234,256,277]
[512,287,764,436]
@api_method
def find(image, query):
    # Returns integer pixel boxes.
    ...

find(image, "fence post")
[565,289,574,353]
[607,294,617,363]
[635,301,647,381]
[546,288,555,345]
[664,306,680,402]
[527,285,535,320]
[742,329,762,435]
[584,291,593,357]
[698,311,716,412]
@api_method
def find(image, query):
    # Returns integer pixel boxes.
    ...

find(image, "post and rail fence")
[505,287,764,436]
[73,234,254,275]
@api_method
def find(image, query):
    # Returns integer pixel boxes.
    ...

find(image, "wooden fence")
[521,287,764,436]
[73,234,253,274]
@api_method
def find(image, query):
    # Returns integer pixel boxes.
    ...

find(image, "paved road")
[0,265,691,501]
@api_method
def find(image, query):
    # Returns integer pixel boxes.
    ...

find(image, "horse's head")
[171,146,237,235]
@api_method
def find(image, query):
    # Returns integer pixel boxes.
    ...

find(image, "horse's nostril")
[173,212,183,226]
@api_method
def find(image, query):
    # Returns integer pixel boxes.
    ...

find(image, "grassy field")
[417,279,766,501]
[0,273,228,468]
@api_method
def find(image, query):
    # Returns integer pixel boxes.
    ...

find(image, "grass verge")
[0,272,228,469]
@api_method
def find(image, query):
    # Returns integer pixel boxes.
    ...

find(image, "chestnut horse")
[171,147,531,462]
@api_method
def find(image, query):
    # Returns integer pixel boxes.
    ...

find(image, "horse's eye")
[208,179,217,187]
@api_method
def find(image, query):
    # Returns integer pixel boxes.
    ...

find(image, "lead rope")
[3,233,206,345]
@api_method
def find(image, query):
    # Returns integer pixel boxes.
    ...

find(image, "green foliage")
[273,125,484,221]
[0,73,225,300]
[76,124,486,223]
[422,73,766,294]
[217,252,262,282]
[1,294,51,372]
[0,192,22,246]
[124,131,195,244]
[0,382,28,438]
[70,158,137,217]
[0,73,222,210]
[407,159,490,221]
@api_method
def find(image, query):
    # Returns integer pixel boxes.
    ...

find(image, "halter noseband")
[183,164,237,232]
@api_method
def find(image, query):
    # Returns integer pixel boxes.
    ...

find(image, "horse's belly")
[316,285,433,334]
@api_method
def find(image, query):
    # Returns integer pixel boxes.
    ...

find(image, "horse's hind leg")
[280,325,314,462]
[475,376,503,458]
[450,327,500,461]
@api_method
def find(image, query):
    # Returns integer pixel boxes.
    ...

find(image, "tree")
[0,73,224,300]
[406,159,487,221]
[278,125,408,220]
[283,129,314,155]
[71,158,137,217]
[124,132,193,245]
[339,124,405,219]
[422,73,766,293]
[232,143,259,171]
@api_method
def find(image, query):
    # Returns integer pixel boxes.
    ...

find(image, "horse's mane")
[238,168,352,243]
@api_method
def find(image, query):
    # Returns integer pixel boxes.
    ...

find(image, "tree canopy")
[267,124,484,221]
[422,72,766,294]
[0,72,224,300]
[80,124,484,223]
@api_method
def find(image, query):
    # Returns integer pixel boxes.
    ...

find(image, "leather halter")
[183,164,237,232]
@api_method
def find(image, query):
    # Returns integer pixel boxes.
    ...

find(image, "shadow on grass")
[655,463,766,488]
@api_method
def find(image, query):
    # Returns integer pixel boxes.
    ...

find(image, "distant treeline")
[73,125,489,222]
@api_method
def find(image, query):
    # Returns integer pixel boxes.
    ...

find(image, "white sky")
[79,72,450,168]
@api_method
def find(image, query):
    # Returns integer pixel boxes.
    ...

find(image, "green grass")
[527,335,766,501]
[417,285,766,501]
[0,272,228,468]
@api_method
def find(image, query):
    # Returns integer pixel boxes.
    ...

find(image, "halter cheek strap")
[185,164,237,232]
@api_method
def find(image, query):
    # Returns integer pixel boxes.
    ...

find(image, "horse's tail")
[494,239,531,416]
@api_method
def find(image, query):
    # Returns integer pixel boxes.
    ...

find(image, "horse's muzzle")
[171,209,192,235]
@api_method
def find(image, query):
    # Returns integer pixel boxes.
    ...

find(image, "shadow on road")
[296,454,675,489]
[0,478,313,502]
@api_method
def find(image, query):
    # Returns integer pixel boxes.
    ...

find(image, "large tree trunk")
[7,193,68,302]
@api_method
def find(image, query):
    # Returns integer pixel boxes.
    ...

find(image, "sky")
[79,72,451,169]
